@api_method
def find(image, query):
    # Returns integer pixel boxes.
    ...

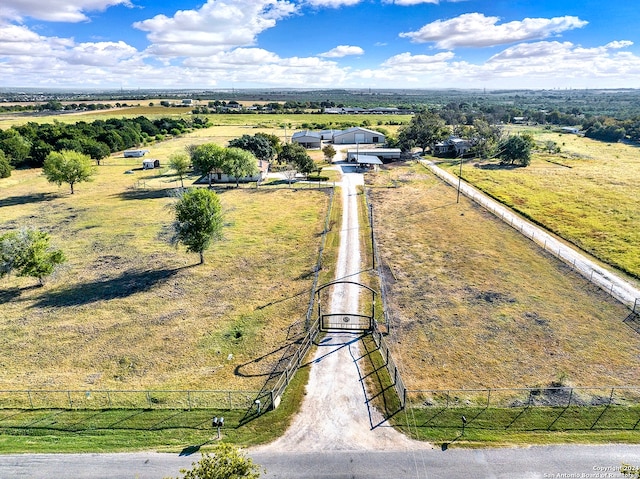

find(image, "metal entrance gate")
[315,280,376,332]
[321,313,373,331]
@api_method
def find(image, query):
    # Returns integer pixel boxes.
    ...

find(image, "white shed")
[142,159,160,169]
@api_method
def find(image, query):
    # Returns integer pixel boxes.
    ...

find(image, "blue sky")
[1,0,639,90]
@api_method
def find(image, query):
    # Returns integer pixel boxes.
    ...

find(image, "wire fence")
[0,389,264,410]
[423,161,640,313]
[371,325,406,408]
[407,386,640,409]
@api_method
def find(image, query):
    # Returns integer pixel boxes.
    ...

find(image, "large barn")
[291,131,322,149]
[332,127,385,145]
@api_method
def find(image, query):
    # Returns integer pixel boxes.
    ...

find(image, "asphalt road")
[1,444,639,478]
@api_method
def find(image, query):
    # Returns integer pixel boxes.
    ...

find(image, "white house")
[291,131,322,149]
[200,160,270,184]
[332,127,385,145]
[433,137,472,157]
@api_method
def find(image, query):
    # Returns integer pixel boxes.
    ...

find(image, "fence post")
[27,390,33,409]
[609,387,615,406]
[487,388,491,408]
[187,391,192,410]
[68,391,72,409]
[228,391,232,410]
[146,391,151,408]
[567,388,573,407]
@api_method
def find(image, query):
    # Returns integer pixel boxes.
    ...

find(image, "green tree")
[43,150,95,194]
[228,134,275,162]
[397,111,449,154]
[0,129,31,167]
[190,143,226,188]
[173,188,223,264]
[322,144,336,162]
[0,150,12,178]
[169,443,262,479]
[222,147,259,187]
[470,118,502,159]
[81,139,111,166]
[0,229,65,285]
[169,153,191,188]
[498,135,533,166]
[277,143,315,175]
[255,132,282,158]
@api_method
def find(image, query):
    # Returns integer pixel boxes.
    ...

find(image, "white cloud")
[0,0,131,23]
[304,0,361,7]
[64,41,139,66]
[182,47,350,87]
[381,51,455,67]
[134,0,297,57]
[400,13,588,49]
[385,0,466,5]
[319,45,364,57]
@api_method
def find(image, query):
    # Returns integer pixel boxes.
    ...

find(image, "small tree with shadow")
[172,188,223,265]
[168,443,262,479]
[0,229,65,286]
[169,152,191,188]
[43,149,95,194]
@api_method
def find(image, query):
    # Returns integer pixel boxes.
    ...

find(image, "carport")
[355,155,383,170]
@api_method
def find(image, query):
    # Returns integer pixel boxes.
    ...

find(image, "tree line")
[0,115,212,175]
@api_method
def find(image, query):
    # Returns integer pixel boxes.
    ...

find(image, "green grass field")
[440,128,640,280]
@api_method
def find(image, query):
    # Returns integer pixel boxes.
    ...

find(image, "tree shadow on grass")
[32,267,184,308]
[115,188,176,201]
[0,192,59,208]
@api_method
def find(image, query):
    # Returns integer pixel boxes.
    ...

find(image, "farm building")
[292,131,322,149]
[332,127,385,145]
[354,155,383,170]
[345,148,401,163]
[124,149,150,158]
[142,159,160,169]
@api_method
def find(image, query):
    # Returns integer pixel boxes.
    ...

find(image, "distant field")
[440,128,640,280]
[0,108,411,135]
[0,138,331,391]
[367,162,639,392]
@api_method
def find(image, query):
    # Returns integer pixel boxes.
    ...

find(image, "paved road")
[422,160,640,310]
[2,444,639,478]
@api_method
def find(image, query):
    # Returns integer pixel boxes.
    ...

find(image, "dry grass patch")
[0,160,330,392]
[441,129,640,280]
[367,162,639,392]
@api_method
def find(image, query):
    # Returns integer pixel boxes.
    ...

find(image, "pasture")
[0,134,331,392]
[367,162,639,392]
[441,128,640,280]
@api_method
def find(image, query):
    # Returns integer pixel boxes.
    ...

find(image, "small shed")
[143,159,160,169]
